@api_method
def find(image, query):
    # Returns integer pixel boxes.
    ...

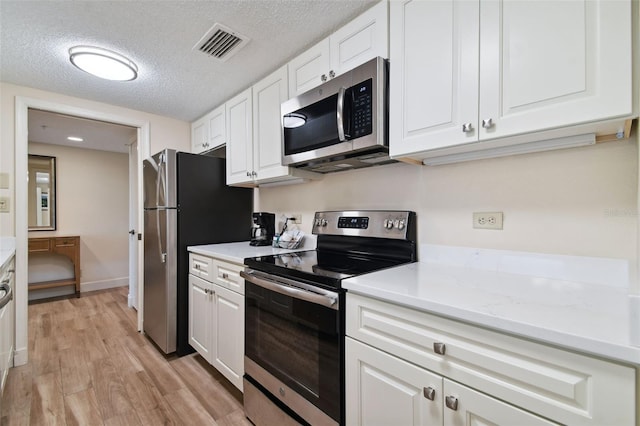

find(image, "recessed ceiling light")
[69,46,138,81]
[67,136,84,142]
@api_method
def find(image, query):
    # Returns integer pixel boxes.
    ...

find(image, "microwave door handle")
[337,86,347,142]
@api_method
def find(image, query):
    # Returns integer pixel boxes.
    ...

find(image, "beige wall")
[28,143,129,290]
[258,138,638,262]
[0,82,190,237]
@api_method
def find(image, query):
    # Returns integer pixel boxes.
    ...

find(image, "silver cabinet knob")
[321,74,328,82]
[462,123,474,133]
[433,342,446,355]
[329,70,335,78]
[222,273,229,279]
[482,118,494,129]
[423,387,436,401]
[246,172,251,177]
[445,396,458,411]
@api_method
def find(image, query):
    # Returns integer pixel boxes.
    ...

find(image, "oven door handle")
[241,270,339,310]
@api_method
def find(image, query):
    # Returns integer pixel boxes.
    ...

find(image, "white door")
[225,88,254,185]
[212,285,244,391]
[128,139,139,308]
[389,0,480,158]
[478,0,632,140]
[288,38,331,96]
[330,0,389,76]
[442,379,558,425]
[345,337,443,425]
[188,275,212,361]
[253,65,289,182]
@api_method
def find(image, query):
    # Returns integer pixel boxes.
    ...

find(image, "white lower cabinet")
[188,253,245,391]
[347,338,556,426]
[346,293,636,425]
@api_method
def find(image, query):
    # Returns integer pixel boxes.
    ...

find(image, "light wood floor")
[1,287,252,426]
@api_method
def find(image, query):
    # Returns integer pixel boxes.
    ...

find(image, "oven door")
[242,269,342,425]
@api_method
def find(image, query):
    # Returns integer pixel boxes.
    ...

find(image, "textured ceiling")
[0,0,378,123]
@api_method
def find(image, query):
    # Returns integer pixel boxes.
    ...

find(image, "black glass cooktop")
[244,249,411,291]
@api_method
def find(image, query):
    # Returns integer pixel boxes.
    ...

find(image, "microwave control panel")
[350,79,373,139]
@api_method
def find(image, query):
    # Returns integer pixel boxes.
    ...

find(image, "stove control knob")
[320,219,328,227]
[397,219,406,230]
[384,219,394,229]
[314,218,320,227]
[393,219,401,229]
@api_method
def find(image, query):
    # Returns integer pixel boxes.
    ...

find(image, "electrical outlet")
[289,213,302,224]
[0,197,9,213]
[473,212,503,230]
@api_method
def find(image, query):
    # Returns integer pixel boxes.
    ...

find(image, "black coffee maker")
[250,212,275,246]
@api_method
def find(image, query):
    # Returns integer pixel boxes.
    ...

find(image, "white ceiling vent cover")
[194,23,250,62]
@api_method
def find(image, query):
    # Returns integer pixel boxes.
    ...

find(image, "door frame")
[14,96,150,366]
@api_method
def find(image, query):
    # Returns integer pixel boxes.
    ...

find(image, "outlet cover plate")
[473,212,503,230]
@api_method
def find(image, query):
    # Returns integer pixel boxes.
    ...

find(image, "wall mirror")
[28,154,56,231]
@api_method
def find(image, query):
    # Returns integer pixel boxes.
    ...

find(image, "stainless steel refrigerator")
[143,149,252,355]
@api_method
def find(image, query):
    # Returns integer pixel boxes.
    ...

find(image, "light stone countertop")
[343,244,640,365]
[187,237,315,264]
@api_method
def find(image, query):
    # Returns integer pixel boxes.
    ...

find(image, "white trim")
[14,96,150,366]
[81,277,128,293]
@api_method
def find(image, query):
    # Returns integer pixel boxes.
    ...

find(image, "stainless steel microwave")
[281,57,393,173]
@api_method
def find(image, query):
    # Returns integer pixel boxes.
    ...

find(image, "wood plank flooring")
[1,287,252,426]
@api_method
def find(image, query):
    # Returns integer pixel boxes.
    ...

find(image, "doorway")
[14,97,150,366]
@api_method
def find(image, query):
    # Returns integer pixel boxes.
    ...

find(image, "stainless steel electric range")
[241,210,417,425]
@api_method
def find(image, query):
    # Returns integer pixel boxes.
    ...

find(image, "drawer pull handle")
[423,387,436,401]
[222,272,229,279]
[194,264,200,269]
[445,396,458,411]
[482,118,494,129]
[462,123,473,133]
[433,342,446,355]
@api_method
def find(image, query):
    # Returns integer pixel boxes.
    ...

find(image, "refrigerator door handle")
[156,204,166,263]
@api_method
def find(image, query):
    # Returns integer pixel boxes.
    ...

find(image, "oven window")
[283,94,340,156]
[245,281,340,421]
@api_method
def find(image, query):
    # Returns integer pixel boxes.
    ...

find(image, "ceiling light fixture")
[69,46,138,81]
[67,136,84,142]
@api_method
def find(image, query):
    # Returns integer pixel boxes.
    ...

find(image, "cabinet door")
[443,380,558,426]
[330,0,388,76]
[191,116,209,154]
[252,65,290,182]
[212,285,244,391]
[225,88,254,185]
[288,38,330,97]
[389,0,480,158]
[188,275,212,361]
[345,337,442,426]
[479,0,632,140]
[207,104,226,150]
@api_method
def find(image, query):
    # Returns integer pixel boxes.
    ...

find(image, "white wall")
[258,138,638,262]
[0,82,190,238]
[28,142,129,294]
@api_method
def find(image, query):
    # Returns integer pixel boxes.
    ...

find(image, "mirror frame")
[28,154,57,231]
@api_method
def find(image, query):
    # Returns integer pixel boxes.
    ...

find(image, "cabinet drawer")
[54,237,77,247]
[28,239,51,252]
[212,260,244,295]
[346,293,635,426]
[189,253,213,281]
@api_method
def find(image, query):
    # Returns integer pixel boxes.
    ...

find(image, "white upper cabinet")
[252,66,292,182]
[288,0,389,97]
[390,0,633,161]
[207,104,226,150]
[226,67,321,187]
[191,115,209,154]
[225,88,254,185]
[191,104,226,154]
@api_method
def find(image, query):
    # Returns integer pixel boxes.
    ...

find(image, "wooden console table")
[28,236,80,296]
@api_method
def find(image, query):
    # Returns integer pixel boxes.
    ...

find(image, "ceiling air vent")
[194,23,249,62]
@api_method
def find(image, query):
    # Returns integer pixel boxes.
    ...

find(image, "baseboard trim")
[81,277,128,293]
[14,346,28,367]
